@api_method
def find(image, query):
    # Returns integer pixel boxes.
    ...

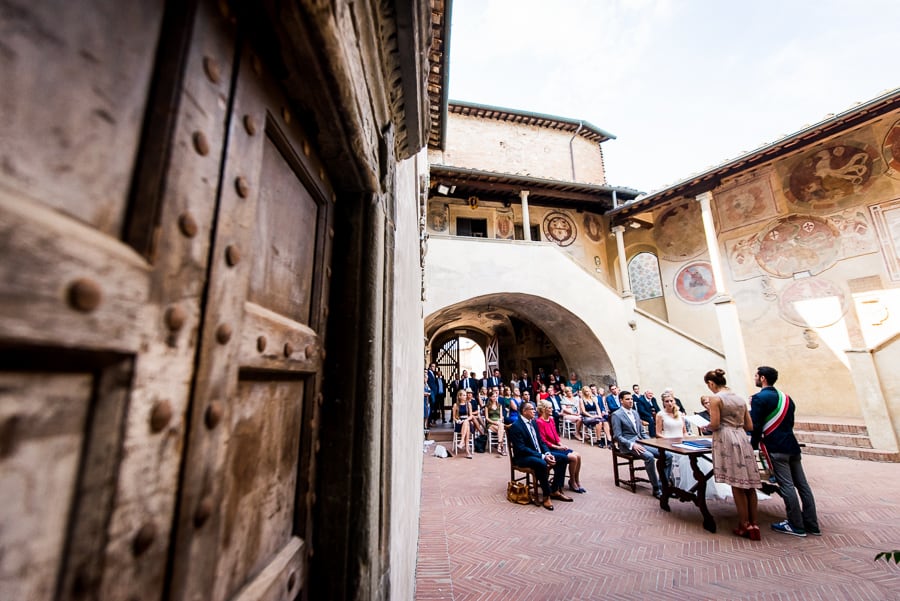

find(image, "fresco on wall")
[714,174,779,232]
[583,212,604,242]
[778,277,849,328]
[673,261,717,304]
[654,201,705,260]
[755,215,840,278]
[827,208,878,258]
[869,197,900,281]
[782,141,878,211]
[883,120,900,178]
[724,233,763,281]
[428,202,448,233]
[542,211,577,247]
[495,209,515,240]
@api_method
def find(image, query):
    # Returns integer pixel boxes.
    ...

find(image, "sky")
[448,0,900,194]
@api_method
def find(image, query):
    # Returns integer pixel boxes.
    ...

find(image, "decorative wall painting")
[427,202,448,233]
[673,261,717,304]
[654,201,705,260]
[583,212,604,242]
[542,211,577,247]
[754,215,840,278]
[777,277,849,328]
[826,208,878,258]
[883,119,900,179]
[724,233,763,281]
[714,174,779,232]
[782,141,878,212]
[495,209,515,240]
[869,197,900,281]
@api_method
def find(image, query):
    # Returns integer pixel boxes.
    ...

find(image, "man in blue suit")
[508,402,572,510]
[611,391,670,498]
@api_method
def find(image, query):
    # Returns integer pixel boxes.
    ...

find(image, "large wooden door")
[167,35,332,601]
[1,2,330,599]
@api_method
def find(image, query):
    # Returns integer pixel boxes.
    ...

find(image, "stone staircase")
[795,419,900,462]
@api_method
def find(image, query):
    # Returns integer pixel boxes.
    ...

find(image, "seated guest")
[605,385,622,414]
[696,395,713,435]
[560,387,582,437]
[567,371,583,393]
[611,390,671,498]
[504,386,520,425]
[508,401,572,510]
[634,390,658,438]
[644,389,661,415]
[466,389,485,435]
[546,384,564,431]
[536,399,585,493]
[537,383,549,401]
[578,388,605,445]
[451,390,474,459]
[484,390,506,455]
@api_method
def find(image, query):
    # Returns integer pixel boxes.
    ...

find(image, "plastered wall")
[429,114,607,184]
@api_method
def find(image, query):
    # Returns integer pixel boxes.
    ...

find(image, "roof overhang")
[446,101,616,144]
[429,164,640,212]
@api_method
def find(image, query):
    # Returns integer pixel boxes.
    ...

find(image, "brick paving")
[415,430,900,600]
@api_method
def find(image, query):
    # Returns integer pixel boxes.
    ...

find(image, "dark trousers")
[770,452,819,531]
[515,454,567,496]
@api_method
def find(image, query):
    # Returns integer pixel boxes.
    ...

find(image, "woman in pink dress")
[704,369,763,540]
[536,399,585,493]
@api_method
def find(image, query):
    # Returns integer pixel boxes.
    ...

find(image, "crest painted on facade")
[754,215,840,278]
[582,212,603,242]
[542,212,576,247]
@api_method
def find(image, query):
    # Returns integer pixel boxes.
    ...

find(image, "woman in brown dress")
[704,369,763,540]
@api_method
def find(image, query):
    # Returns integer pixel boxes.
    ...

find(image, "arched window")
[628,252,663,301]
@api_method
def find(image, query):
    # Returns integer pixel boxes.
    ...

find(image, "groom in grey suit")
[611,391,670,497]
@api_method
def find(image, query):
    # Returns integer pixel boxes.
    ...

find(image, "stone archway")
[426,293,618,387]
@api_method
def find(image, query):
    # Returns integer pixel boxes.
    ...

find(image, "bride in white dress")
[657,392,732,500]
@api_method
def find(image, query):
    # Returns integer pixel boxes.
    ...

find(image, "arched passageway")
[425,293,618,388]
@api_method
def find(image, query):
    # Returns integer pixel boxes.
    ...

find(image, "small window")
[628,252,663,300]
[514,224,540,241]
[456,218,487,238]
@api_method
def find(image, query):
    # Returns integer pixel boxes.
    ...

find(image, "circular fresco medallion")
[653,202,705,261]
[882,120,900,179]
[673,261,717,304]
[778,277,848,327]
[754,215,839,278]
[542,212,577,247]
[583,213,603,242]
[787,143,876,209]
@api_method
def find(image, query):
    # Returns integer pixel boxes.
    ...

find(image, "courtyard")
[415,431,900,601]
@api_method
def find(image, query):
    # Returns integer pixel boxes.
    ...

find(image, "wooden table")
[640,438,717,533]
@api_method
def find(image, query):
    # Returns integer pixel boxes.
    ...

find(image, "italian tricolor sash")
[759,389,790,474]
[763,390,790,436]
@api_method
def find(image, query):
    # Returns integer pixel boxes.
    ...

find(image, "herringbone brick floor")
[415,436,900,601]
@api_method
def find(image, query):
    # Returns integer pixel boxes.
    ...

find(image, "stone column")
[696,191,728,298]
[695,191,752,395]
[612,225,632,298]
[520,189,532,241]
[846,348,900,453]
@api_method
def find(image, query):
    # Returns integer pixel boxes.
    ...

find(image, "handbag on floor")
[506,480,531,505]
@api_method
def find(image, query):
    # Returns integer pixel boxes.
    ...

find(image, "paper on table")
[685,414,710,428]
